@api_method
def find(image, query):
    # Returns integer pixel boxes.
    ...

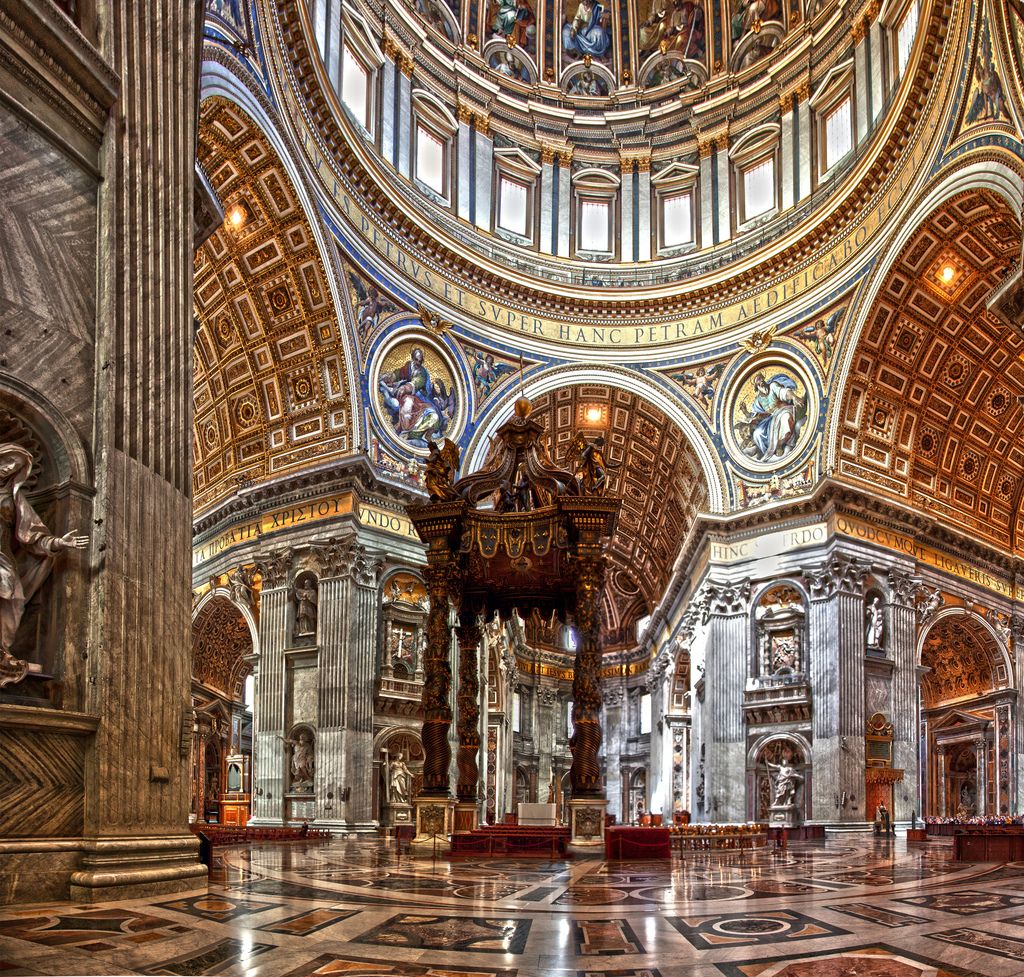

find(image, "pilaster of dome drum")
[780,99,796,211]
[620,164,635,263]
[796,95,813,201]
[636,161,652,262]
[62,0,206,903]
[854,28,870,144]
[540,154,556,255]
[381,60,397,166]
[474,128,493,232]
[397,70,412,178]
[457,119,472,222]
[888,568,921,822]
[868,18,886,126]
[714,146,732,245]
[557,162,571,257]
[455,615,482,809]
[249,561,291,826]
[701,581,750,823]
[805,557,869,825]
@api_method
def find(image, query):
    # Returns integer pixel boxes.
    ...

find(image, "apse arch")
[915,607,1013,689]
[193,586,260,661]
[192,590,258,700]
[464,364,726,512]
[827,159,1024,474]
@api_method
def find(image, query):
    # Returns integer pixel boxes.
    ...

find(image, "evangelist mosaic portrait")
[728,363,811,468]
[374,340,461,453]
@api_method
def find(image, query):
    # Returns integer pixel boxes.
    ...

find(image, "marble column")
[314,537,382,830]
[702,581,749,823]
[889,569,920,821]
[602,685,625,822]
[250,552,292,826]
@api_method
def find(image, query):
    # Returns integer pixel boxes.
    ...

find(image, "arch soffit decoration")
[829,166,1024,555]
[191,591,257,698]
[193,585,260,658]
[200,63,362,425]
[916,606,1013,677]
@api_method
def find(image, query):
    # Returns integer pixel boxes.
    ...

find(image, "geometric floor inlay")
[712,944,987,976]
[666,909,848,949]
[895,889,1024,915]
[352,914,532,953]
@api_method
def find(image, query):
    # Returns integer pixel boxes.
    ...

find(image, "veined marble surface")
[1,836,1023,976]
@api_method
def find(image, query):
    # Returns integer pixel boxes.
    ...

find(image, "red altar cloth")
[604,825,672,859]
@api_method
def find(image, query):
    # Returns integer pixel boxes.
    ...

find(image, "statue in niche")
[292,576,318,637]
[866,596,884,648]
[0,443,89,686]
[388,752,412,804]
[283,728,315,792]
[767,755,802,808]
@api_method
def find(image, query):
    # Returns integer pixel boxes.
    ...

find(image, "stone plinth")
[568,798,607,854]
[386,802,414,827]
[769,803,801,827]
[454,802,478,833]
[411,797,454,850]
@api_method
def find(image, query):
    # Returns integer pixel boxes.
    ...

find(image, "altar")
[518,802,557,826]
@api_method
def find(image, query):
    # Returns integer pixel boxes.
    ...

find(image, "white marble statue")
[866,596,884,648]
[388,752,412,804]
[767,756,802,808]
[0,443,88,685]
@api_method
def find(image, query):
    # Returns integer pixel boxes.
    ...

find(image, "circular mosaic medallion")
[723,357,815,472]
[712,916,790,935]
[371,334,465,455]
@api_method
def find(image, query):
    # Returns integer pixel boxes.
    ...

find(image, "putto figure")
[0,443,88,686]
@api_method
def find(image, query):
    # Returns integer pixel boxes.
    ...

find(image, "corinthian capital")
[805,556,869,598]
[255,548,293,590]
[701,579,751,622]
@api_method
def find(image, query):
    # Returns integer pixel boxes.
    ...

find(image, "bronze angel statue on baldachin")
[566,431,615,496]
[425,436,461,501]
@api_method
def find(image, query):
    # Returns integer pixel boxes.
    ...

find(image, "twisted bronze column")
[570,554,605,797]
[421,560,456,795]
[456,614,482,803]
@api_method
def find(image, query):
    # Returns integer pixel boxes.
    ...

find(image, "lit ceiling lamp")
[584,405,604,424]
[226,201,248,229]
[941,265,956,284]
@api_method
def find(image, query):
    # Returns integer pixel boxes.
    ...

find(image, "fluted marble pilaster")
[702,581,749,822]
[889,570,920,821]
[252,586,288,824]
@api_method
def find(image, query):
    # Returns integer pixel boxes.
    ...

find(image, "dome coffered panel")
[194,97,353,515]
[836,190,1024,554]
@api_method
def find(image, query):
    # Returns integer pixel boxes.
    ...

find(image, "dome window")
[810,60,856,180]
[729,125,780,230]
[341,45,370,130]
[651,162,699,255]
[571,167,620,259]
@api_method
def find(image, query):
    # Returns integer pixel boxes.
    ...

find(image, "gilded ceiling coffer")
[408,397,620,840]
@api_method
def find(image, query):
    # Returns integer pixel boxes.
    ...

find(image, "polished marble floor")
[3,836,1024,977]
